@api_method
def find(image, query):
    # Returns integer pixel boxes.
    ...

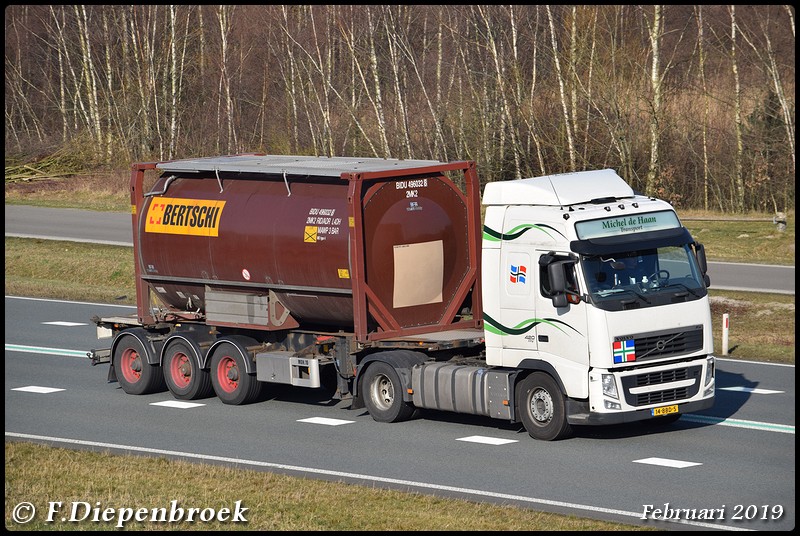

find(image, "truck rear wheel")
[163,340,214,400]
[113,335,165,395]
[209,342,263,405]
[362,361,416,423]
[517,372,573,441]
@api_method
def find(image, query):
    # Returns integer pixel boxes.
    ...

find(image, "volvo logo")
[655,339,667,351]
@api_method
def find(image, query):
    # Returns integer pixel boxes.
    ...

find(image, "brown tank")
[132,155,482,341]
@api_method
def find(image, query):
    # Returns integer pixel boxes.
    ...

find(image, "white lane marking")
[11,386,66,394]
[5,295,136,308]
[42,321,87,327]
[149,401,206,409]
[456,435,519,445]
[6,432,753,531]
[680,414,794,434]
[5,344,87,357]
[719,386,783,395]
[633,457,702,469]
[297,417,354,426]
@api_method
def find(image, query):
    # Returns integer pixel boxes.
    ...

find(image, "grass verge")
[5,442,647,531]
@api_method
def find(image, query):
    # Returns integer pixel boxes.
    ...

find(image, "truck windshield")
[580,245,707,310]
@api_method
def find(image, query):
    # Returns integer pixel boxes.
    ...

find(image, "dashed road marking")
[633,457,702,469]
[456,435,519,445]
[719,386,784,395]
[297,417,354,426]
[12,385,66,394]
[41,321,87,327]
[149,400,206,409]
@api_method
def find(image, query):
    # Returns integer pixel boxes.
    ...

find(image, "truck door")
[496,246,538,351]
[534,252,589,368]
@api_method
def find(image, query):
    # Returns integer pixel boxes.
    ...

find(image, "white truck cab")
[481,169,715,438]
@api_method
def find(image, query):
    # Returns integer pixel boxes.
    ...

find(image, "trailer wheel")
[163,340,214,400]
[210,342,263,405]
[113,335,165,395]
[517,372,573,441]
[362,361,416,423]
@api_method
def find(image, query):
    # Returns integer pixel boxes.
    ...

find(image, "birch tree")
[644,5,663,196]
[383,6,413,159]
[546,5,577,171]
[74,6,103,151]
[216,5,237,154]
[695,6,711,211]
[730,6,745,212]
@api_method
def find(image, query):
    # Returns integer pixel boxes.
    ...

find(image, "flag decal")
[613,339,636,363]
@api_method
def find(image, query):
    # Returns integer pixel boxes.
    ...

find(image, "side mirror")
[548,262,567,293]
[694,242,708,274]
[694,242,711,287]
[547,260,572,308]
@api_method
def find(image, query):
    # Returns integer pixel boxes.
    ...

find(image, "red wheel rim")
[170,352,191,388]
[120,348,142,384]
[216,355,238,394]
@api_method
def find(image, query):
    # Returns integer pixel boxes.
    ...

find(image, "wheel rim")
[170,352,192,388]
[120,348,142,384]
[530,387,554,424]
[216,355,238,394]
[369,373,394,411]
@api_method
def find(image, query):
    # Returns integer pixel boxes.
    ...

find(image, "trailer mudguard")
[203,335,260,373]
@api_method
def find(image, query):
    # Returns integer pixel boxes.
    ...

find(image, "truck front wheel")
[163,340,214,400]
[209,342,263,405]
[362,361,416,423]
[517,372,573,441]
[113,335,165,395]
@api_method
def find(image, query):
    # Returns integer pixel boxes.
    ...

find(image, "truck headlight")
[705,356,715,386]
[602,374,619,399]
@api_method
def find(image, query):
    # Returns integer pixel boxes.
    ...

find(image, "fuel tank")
[135,155,480,338]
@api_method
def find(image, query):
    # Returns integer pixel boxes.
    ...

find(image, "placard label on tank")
[145,197,226,236]
[304,208,343,242]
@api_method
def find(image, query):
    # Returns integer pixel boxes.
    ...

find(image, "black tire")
[163,340,214,400]
[516,372,573,441]
[361,361,416,423]
[113,334,166,395]
[209,341,263,405]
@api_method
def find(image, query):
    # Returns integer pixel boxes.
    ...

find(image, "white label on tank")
[242,269,251,281]
[305,208,343,242]
[396,178,428,200]
[155,286,167,294]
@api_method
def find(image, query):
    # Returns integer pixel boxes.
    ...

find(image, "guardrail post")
[773,212,787,232]
[721,313,730,355]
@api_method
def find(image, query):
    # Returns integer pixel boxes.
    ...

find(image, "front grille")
[620,326,703,362]
[621,364,702,407]
[635,387,689,406]
[636,368,688,386]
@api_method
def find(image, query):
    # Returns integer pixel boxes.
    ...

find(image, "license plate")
[651,404,679,417]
